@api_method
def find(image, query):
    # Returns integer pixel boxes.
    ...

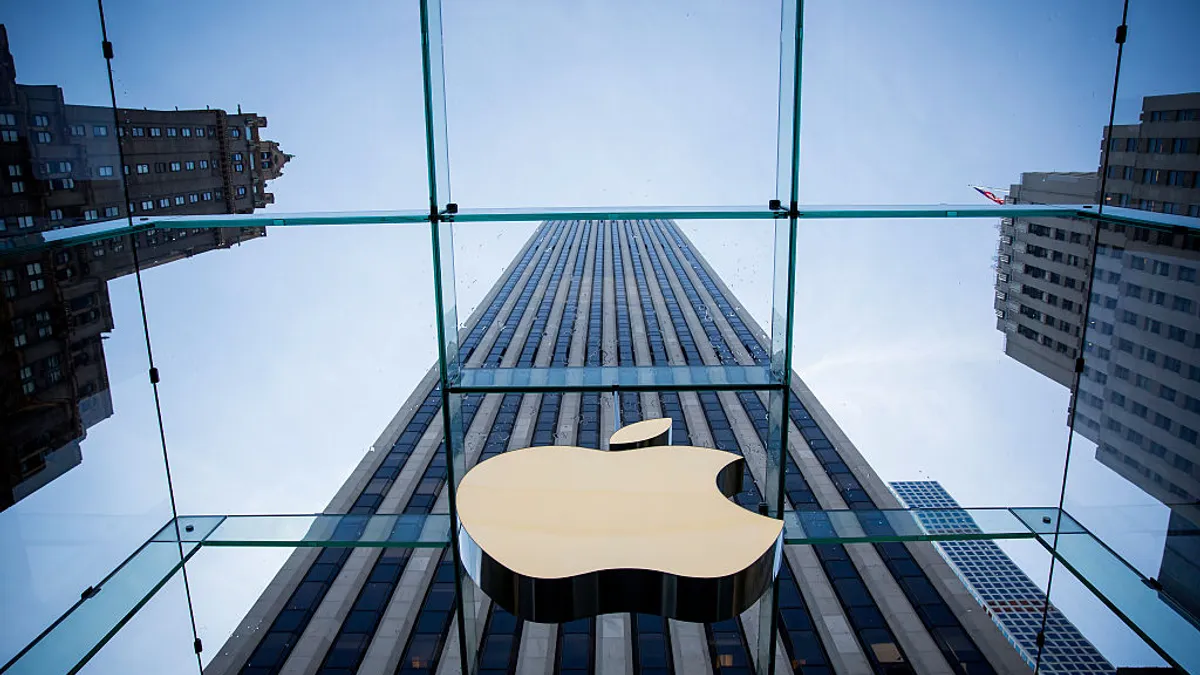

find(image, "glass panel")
[1058,213,1200,667]
[0,7,184,669]
[440,3,780,210]
[785,508,1052,544]
[2,540,197,675]
[77,574,196,674]
[1043,531,1198,672]
[799,0,1121,207]
[151,514,451,547]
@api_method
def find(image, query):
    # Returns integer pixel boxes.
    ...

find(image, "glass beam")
[0,541,199,675]
[454,364,780,393]
[150,514,451,547]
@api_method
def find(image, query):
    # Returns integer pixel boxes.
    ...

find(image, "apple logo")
[456,418,783,623]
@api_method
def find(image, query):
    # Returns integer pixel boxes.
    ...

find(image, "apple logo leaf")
[457,418,784,623]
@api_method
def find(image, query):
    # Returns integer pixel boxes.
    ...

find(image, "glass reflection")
[993,90,1200,659]
[0,22,289,511]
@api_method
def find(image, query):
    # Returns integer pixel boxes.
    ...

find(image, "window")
[166,127,177,137]
[0,113,14,125]
[28,279,44,292]
[69,124,85,137]
[141,200,154,210]
[232,152,243,161]
[1180,266,1197,283]
[32,114,49,126]
[98,165,113,177]
[1174,138,1188,153]
[57,178,75,189]
[131,127,145,137]
[83,209,98,221]
[174,195,185,206]
[35,131,52,143]
[1154,414,1173,431]
[10,180,23,194]
[104,206,119,218]
[149,127,162,137]
[202,191,213,201]
[236,185,247,196]
[1164,202,1178,215]
[48,209,62,221]
[1149,138,1166,153]
[231,128,240,138]
[1164,356,1182,373]
[154,162,166,173]
[1169,326,1188,342]
[185,160,195,170]
[158,198,169,208]
[1,130,17,142]
[188,193,199,203]
[5,164,19,177]
[1172,296,1194,314]
[234,163,244,172]
[136,164,149,174]
[195,127,205,137]
[93,124,108,136]
[199,160,209,169]
[1160,385,1177,402]
[169,161,181,172]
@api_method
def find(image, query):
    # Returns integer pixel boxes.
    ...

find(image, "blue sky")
[2,0,1199,672]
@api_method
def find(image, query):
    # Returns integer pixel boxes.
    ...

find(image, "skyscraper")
[890,481,1113,675]
[0,22,291,508]
[208,219,1029,675]
[992,94,1200,623]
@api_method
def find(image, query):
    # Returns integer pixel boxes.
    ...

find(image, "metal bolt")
[1041,516,1052,524]
[184,524,195,532]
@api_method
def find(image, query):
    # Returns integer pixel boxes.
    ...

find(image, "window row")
[1102,193,1200,216]
[1105,166,1198,189]
[1121,282,1197,315]
[1148,109,1200,123]
[122,125,245,139]
[129,190,223,212]
[1021,263,1083,291]
[1108,136,1200,155]
[1025,223,1087,245]
[125,159,212,174]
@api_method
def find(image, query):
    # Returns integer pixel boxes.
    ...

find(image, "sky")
[1,0,1199,672]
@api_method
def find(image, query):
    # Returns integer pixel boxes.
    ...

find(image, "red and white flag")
[971,185,1005,205]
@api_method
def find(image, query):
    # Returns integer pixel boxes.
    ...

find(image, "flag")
[971,185,1005,205]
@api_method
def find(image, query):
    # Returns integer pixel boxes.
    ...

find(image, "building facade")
[0,23,290,509]
[1099,93,1200,216]
[209,219,1030,675]
[992,94,1200,625]
[890,481,1113,674]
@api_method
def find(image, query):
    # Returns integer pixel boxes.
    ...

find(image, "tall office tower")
[993,97,1200,624]
[993,171,1099,389]
[1098,93,1200,216]
[0,24,291,237]
[209,220,1029,675]
[0,22,291,508]
[890,481,1113,675]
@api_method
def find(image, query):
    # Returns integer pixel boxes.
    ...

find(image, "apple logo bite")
[456,418,784,623]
